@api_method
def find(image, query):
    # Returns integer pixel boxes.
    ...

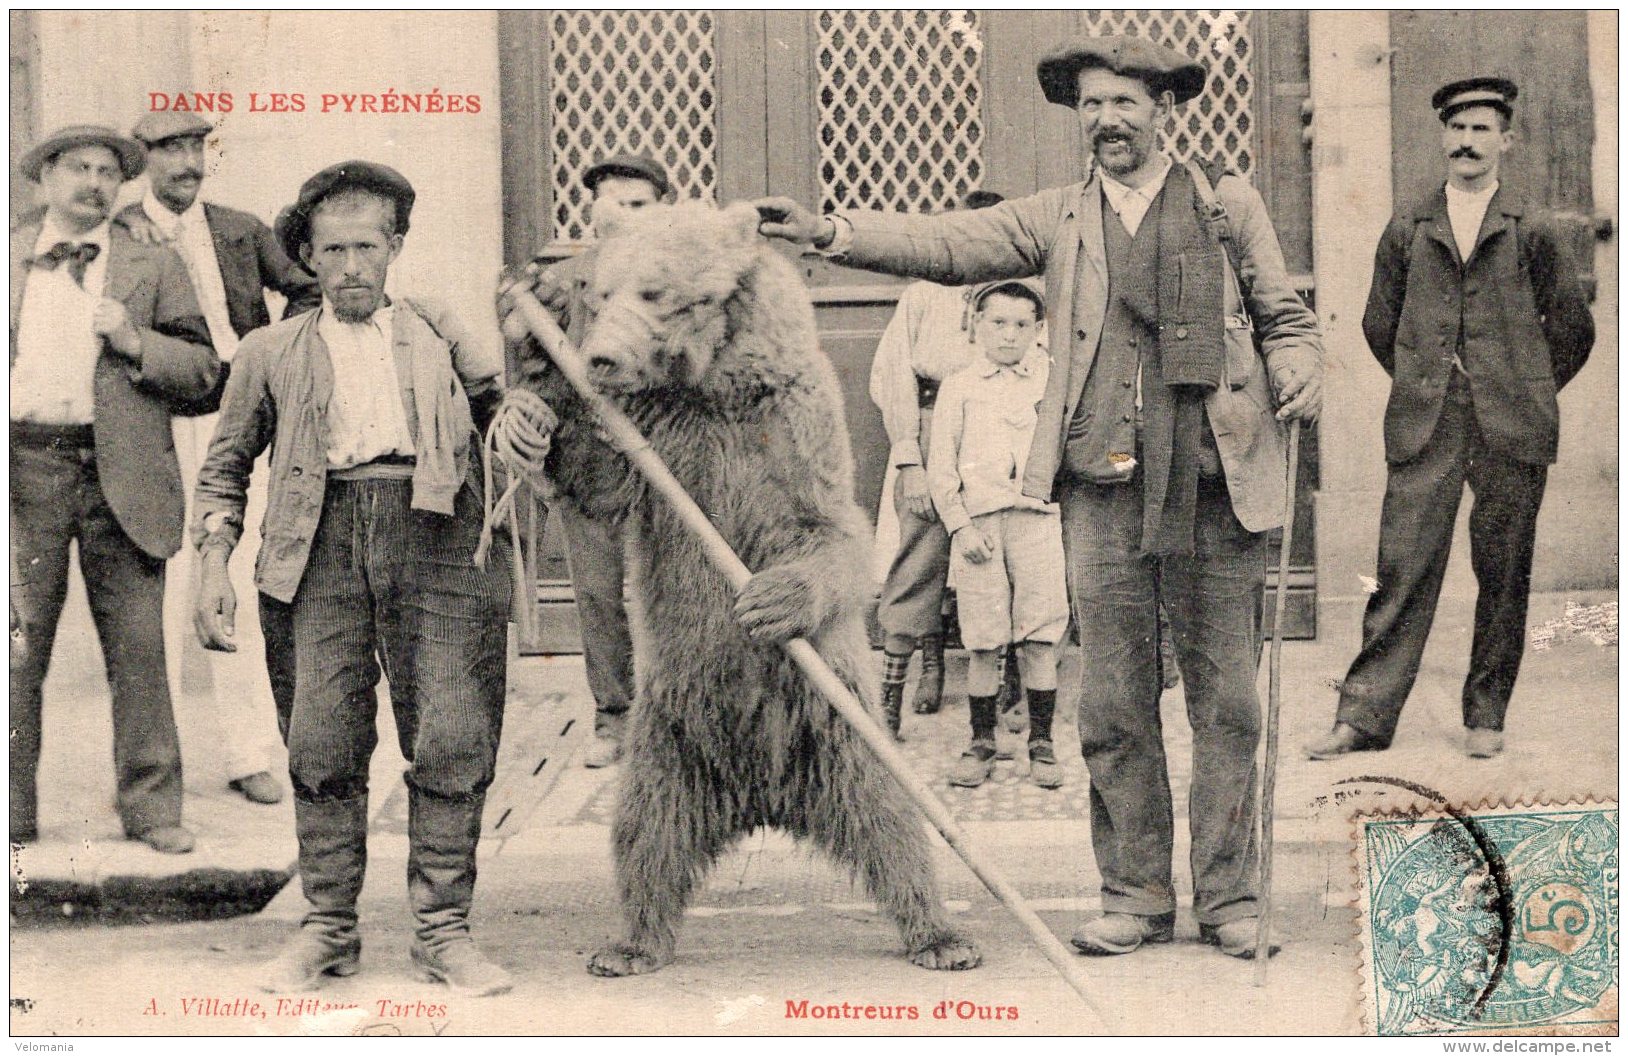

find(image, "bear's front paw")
[587,942,671,977]
[909,932,983,971]
[733,566,820,643]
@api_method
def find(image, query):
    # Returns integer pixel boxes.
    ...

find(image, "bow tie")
[33,241,101,288]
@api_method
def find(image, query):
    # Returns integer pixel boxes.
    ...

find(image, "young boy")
[927,281,1068,789]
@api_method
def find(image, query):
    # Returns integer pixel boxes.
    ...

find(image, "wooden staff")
[1255,419,1302,981]
[507,287,1116,1031]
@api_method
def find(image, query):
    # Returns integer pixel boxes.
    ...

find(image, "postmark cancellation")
[1354,799,1618,1037]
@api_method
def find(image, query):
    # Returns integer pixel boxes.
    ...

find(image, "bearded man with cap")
[193,161,511,994]
[1308,78,1594,763]
[499,152,674,769]
[755,34,1322,958]
[9,125,222,854]
[121,110,320,809]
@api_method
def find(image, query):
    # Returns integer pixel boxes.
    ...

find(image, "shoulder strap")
[1182,158,1249,302]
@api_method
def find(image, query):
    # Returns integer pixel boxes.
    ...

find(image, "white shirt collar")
[141,189,205,239]
[977,353,1034,378]
[1445,180,1499,205]
[36,215,111,254]
[1100,155,1173,211]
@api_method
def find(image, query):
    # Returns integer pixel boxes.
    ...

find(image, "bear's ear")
[721,201,763,246]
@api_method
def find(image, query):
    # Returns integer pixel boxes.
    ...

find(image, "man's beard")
[1094,128,1152,177]
[332,290,381,323]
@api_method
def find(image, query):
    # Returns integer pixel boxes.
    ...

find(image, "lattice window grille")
[548,10,719,242]
[817,10,984,214]
[1079,10,1255,177]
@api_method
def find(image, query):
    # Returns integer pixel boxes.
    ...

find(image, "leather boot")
[407,786,513,997]
[880,680,905,740]
[910,634,945,715]
[260,794,368,993]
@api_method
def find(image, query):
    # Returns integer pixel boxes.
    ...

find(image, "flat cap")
[1037,35,1208,108]
[275,159,415,261]
[583,153,673,198]
[1432,77,1518,121]
[131,110,213,145]
[19,124,145,182]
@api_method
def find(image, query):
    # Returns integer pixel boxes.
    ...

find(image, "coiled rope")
[475,388,558,642]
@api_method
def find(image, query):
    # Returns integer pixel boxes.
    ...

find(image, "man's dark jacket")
[116,201,319,337]
[1362,186,1594,466]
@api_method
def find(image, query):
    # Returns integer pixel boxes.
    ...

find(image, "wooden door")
[498,9,1321,649]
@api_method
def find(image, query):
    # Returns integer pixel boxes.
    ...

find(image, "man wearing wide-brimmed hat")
[1308,77,1594,763]
[755,34,1322,959]
[10,125,222,856]
[193,160,510,995]
[120,109,320,811]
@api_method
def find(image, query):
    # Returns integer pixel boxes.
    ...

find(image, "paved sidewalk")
[9,589,1616,1034]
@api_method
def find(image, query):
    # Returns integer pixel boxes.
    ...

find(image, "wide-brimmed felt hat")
[1037,35,1208,108]
[583,153,673,198]
[275,159,415,261]
[20,124,146,182]
[1432,77,1518,122]
[131,111,214,146]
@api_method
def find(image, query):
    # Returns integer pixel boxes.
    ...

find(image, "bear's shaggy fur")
[518,201,980,976]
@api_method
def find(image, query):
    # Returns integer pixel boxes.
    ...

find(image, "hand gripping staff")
[500,284,1116,1030]
[1255,418,1301,982]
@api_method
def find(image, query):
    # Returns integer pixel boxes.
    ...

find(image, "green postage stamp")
[1356,800,1618,1037]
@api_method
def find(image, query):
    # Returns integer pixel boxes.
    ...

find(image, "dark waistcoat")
[1063,189,1164,481]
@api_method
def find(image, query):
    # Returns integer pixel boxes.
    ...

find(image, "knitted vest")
[1062,189,1164,481]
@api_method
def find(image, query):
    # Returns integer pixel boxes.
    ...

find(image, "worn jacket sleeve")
[192,330,276,554]
[407,295,505,434]
[836,187,1068,286]
[926,376,972,536]
[1219,175,1322,376]
[1361,217,1410,376]
[253,218,322,318]
[869,283,928,468]
[1524,216,1595,390]
[128,244,223,410]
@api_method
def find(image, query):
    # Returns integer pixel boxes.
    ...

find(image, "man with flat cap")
[10,125,222,854]
[755,34,1322,958]
[501,152,674,769]
[1308,78,1593,762]
[194,160,511,994]
[123,110,320,809]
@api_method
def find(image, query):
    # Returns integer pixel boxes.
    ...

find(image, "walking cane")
[1254,418,1302,982]
[505,287,1117,1032]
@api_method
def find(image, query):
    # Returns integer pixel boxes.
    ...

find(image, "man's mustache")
[1450,147,1482,160]
[167,169,203,182]
[1094,128,1134,146]
[73,191,108,207]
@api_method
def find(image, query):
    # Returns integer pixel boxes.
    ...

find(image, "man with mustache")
[755,35,1322,958]
[193,162,510,994]
[10,126,222,854]
[121,111,320,808]
[1308,78,1594,761]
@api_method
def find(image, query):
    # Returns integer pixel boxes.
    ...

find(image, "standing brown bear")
[500,201,981,976]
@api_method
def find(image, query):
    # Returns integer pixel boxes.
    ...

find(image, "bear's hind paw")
[587,942,671,977]
[909,933,983,971]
